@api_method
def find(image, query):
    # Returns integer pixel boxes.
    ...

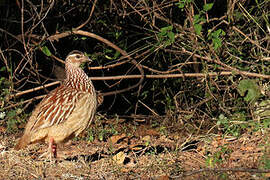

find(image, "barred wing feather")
[28,85,81,133]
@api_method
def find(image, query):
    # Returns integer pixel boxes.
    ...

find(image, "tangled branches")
[0,1,270,132]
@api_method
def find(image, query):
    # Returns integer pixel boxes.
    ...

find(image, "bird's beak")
[83,55,92,63]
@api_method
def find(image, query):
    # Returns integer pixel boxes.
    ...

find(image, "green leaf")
[7,110,16,118]
[158,26,175,47]
[0,66,6,72]
[208,29,225,50]
[213,29,221,37]
[113,51,121,59]
[0,77,5,81]
[41,46,52,56]
[160,26,173,33]
[203,3,214,11]
[194,24,202,35]
[168,31,175,42]
[213,38,222,50]
[193,14,201,24]
[104,55,113,60]
[176,2,185,9]
[237,79,261,103]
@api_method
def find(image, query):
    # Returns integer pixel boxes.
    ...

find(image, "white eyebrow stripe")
[68,54,82,58]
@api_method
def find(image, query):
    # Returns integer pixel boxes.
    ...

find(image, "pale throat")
[64,63,93,92]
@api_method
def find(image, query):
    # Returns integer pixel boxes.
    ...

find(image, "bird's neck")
[64,63,94,93]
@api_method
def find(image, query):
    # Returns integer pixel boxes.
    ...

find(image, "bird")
[14,50,97,159]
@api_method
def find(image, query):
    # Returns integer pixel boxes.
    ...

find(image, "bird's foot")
[39,138,57,162]
[39,150,57,163]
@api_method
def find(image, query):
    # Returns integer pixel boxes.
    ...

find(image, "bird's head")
[65,50,91,68]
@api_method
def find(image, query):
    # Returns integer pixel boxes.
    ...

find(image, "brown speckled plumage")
[15,51,97,155]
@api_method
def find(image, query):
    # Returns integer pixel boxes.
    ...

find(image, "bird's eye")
[75,55,81,59]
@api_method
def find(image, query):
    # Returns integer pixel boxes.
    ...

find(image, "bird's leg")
[48,137,57,159]
[39,138,57,161]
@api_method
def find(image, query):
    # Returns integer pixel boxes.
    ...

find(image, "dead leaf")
[145,129,160,136]
[135,125,160,137]
[113,151,126,165]
[142,135,151,142]
[129,144,145,151]
[109,134,126,144]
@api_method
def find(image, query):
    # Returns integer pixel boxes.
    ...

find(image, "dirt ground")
[0,115,269,180]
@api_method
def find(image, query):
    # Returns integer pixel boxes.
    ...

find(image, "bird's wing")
[25,85,84,133]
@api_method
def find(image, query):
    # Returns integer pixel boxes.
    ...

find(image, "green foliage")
[104,49,121,60]
[176,0,193,9]
[206,145,232,167]
[0,66,28,133]
[176,1,225,49]
[237,79,261,103]
[218,173,229,180]
[217,104,270,135]
[6,110,17,132]
[159,126,168,136]
[87,129,95,142]
[4,108,26,133]
[261,156,270,170]
[98,126,118,141]
[208,29,226,50]
[260,141,270,171]
[41,46,52,56]
[0,66,9,89]
[0,66,6,72]
[87,122,119,142]
[262,119,270,129]
[193,14,205,35]
[157,26,175,47]
[216,114,245,137]
[0,67,17,132]
[203,3,214,12]
[190,2,213,35]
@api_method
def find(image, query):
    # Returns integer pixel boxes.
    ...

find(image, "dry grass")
[1,116,269,180]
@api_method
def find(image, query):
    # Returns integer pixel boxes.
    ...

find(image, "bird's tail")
[14,134,30,150]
